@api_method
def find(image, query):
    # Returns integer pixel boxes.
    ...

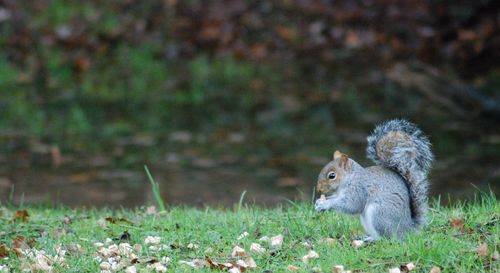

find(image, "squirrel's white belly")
[361,204,379,239]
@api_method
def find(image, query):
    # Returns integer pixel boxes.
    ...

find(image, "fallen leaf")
[187,243,199,250]
[105,216,131,224]
[258,236,270,242]
[301,250,319,263]
[244,257,257,268]
[332,265,344,273]
[288,265,300,272]
[476,242,488,257]
[311,266,322,272]
[13,209,29,222]
[493,250,499,261]
[429,266,441,273]
[0,244,8,258]
[270,234,284,248]
[231,246,246,257]
[179,259,206,269]
[125,265,137,273]
[250,243,266,254]
[401,262,415,272]
[301,241,313,248]
[351,240,364,249]
[12,236,36,250]
[205,247,214,254]
[206,257,235,270]
[144,236,161,245]
[450,218,464,230]
[150,262,167,272]
[323,238,336,246]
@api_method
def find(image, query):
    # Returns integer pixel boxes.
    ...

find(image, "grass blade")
[144,165,166,212]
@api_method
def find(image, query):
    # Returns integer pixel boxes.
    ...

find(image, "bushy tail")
[366,119,433,228]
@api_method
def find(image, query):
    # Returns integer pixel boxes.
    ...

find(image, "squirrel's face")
[316,150,352,196]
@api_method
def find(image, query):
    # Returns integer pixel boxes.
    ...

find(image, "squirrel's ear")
[333,150,342,160]
[339,153,351,171]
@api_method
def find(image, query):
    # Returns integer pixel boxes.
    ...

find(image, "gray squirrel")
[314,119,433,240]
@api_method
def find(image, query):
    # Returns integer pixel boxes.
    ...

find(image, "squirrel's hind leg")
[360,204,380,240]
[368,202,413,239]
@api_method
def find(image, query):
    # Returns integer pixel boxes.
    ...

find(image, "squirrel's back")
[366,119,433,228]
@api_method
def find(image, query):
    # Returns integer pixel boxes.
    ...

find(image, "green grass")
[0,194,498,272]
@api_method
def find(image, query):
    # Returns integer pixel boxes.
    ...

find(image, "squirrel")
[314,119,433,240]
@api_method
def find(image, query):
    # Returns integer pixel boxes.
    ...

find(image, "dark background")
[0,0,499,207]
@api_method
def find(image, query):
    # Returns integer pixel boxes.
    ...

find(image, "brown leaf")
[12,236,36,257]
[476,242,488,257]
[205,256,248,272]
[0,244,8,258]
[449,218,464,230]
[105,216,131,224]
[13,209,29,222]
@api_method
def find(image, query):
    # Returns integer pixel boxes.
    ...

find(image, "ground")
[0,193,498,272]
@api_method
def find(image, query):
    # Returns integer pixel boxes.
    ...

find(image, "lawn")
[0,193,498,273]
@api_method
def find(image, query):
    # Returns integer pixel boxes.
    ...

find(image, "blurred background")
[0,0,499,207]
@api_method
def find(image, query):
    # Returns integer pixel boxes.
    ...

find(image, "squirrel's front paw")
[314,197,328,212]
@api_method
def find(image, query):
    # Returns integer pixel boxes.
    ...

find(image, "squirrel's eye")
[327,171,336,180]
